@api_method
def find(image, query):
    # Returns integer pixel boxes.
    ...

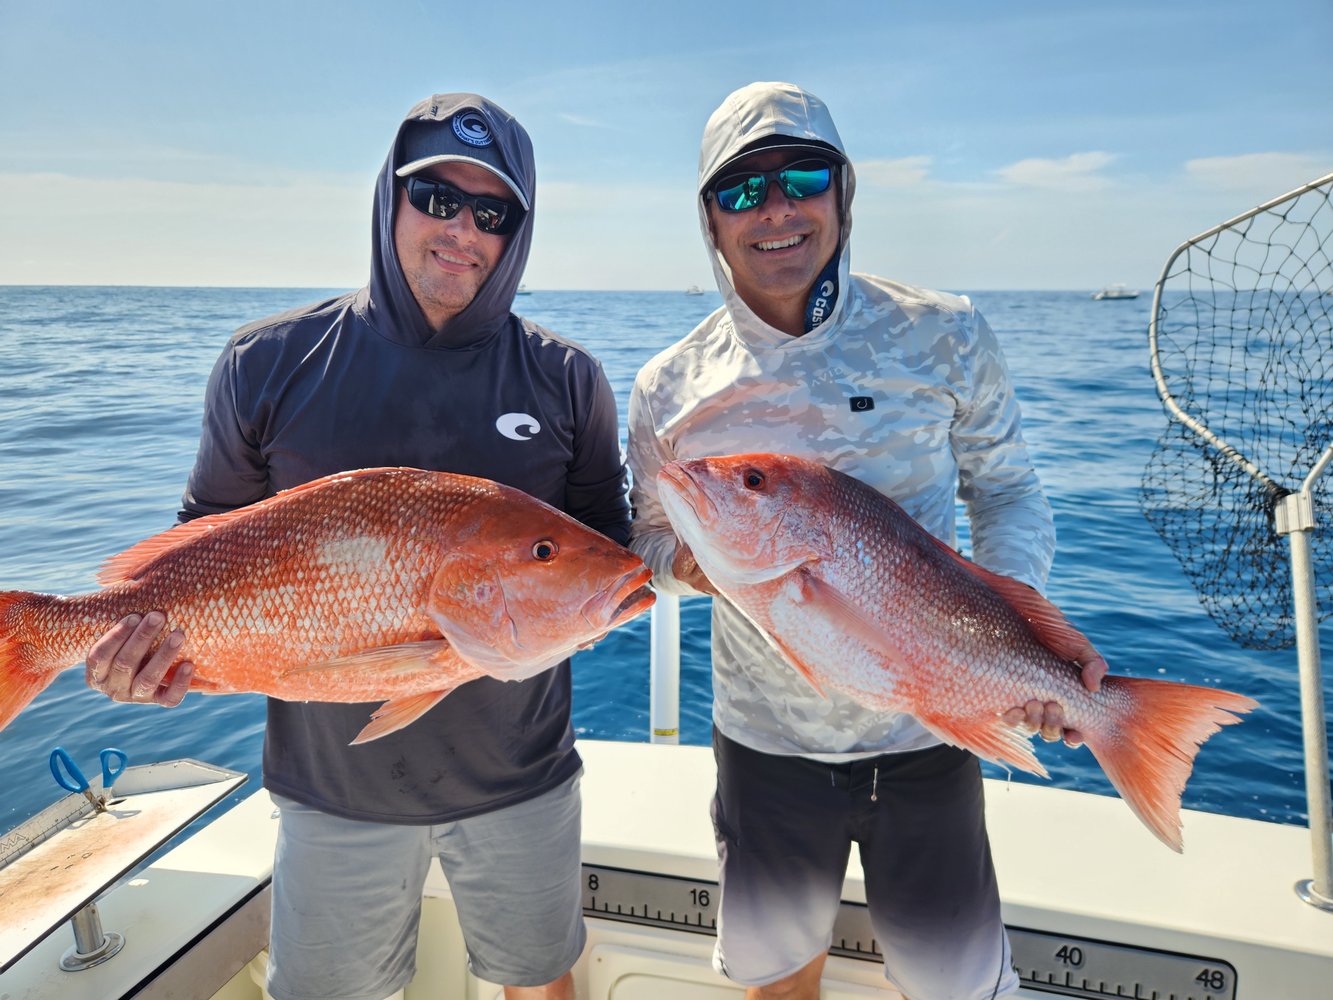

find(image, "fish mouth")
[657,463,714,522]
[583,564,656,629]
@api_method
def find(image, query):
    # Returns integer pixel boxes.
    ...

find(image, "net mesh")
[1141,174,1333,650]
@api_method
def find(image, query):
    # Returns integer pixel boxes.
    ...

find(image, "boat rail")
[649,593,682,744]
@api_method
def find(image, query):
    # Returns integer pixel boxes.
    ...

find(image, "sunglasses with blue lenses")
[401,176,523,235]
[709,158,834,213]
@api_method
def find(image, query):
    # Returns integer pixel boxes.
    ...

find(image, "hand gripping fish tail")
[914,672,1258,852]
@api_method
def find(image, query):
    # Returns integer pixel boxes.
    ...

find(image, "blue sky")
[1,0,1329,291]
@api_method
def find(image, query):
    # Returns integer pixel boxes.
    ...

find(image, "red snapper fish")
[0,467,654,744]
[657,452,1257,851]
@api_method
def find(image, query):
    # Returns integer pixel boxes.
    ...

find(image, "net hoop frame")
[1147,171,1333,493]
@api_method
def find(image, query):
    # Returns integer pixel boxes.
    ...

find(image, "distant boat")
[684,285,705,296]
[1092,284,1140,300]
[516,284,532,296]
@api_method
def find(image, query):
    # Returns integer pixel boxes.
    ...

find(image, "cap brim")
[706,139,846,190]
[394,154,530,211]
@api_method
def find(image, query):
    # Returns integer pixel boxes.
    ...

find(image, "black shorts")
[710,730,1018,999]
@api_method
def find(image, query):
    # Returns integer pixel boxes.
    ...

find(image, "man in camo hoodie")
[628,82,1107,1000]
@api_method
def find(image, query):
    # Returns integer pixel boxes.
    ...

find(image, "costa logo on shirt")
[496,412,541,440]
[849,396,875,412]
[452,111,493,147]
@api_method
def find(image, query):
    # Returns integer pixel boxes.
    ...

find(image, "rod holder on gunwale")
[59,902,124,972]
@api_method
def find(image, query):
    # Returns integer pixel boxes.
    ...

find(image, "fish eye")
[532,539,558,561]
[743,469,766,490]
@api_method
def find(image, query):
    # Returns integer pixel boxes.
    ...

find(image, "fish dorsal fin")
[923,532,1092,662]
[98,516,230,585]
[97,467,416,585]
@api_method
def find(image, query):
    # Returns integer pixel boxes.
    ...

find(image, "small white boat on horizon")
[684,285,705,295]
[1092,283,1140,300]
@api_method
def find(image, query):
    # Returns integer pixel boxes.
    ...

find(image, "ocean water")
[0,285,1327,841]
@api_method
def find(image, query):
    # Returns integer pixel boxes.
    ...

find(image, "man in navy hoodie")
[84,93,627,1000]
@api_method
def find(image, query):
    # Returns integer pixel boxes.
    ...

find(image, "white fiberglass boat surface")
[3,735,1330,1000]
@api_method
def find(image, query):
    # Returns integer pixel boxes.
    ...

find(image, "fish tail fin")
[0,590,64,733]
[1083,676,1258,852]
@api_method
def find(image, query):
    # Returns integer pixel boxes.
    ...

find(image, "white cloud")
[849,174,1213,291]
[855,156,933,188]
[555,113,612,129]
[1184,152,1331,192]
[0,172,370,287]
[5,154,1323,293]
[996,151,1116,192]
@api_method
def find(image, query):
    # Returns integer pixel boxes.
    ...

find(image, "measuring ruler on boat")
[0,792,101,870]
[581,864,1238,999]
[581,863,880,958]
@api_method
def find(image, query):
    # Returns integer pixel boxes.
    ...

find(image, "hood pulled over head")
[366,93,535,349]
[697,82,856,337]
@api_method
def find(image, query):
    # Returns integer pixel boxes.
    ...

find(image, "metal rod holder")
[59,902,124,972]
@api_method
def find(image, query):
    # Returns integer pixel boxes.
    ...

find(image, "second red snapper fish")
[0,467,654,745]
[657,452,1256,851]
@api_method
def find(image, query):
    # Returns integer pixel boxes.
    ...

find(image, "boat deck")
[3,740,1330,998]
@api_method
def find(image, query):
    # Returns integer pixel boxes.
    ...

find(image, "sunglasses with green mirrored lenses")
[709,158,833,213]
[401,176,523,235]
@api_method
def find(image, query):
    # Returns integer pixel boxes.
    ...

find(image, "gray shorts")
[265,774,585,1000]
[711,731,1018,999]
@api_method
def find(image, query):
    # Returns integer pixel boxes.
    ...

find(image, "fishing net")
[1141,173,1333,650]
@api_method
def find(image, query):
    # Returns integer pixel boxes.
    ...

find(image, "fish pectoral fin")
[916,709,1049,779]
[779,568,914,690]
[349,649,491,744]
[351,690,457,745]
[278,640,455,683]
[278,642,487,745]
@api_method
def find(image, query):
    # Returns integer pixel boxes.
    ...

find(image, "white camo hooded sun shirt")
[627,82,1057,758]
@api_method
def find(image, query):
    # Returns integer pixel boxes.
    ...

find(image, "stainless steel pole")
[1279,444,1333,911]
